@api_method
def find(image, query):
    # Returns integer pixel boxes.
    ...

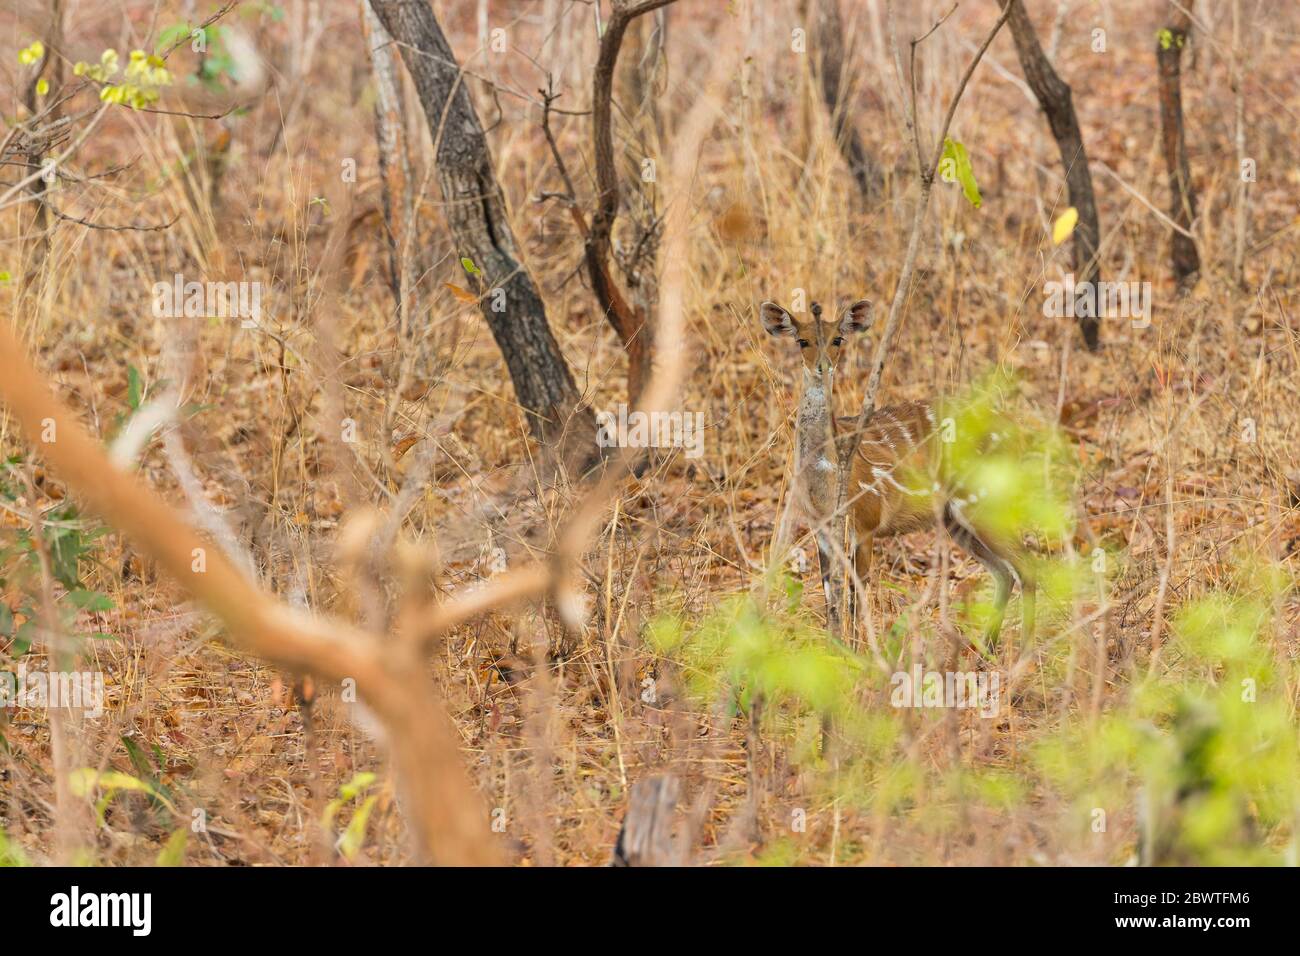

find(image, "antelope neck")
[796,369,838,474]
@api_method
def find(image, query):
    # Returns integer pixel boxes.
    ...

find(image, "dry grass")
[2,0,1299,866]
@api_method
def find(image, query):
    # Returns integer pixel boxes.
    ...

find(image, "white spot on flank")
[856,481,889,508]
[872,466,929,497]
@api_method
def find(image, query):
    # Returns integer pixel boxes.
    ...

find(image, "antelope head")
[759,298,874,390]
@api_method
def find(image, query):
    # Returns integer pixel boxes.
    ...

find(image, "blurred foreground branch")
[0,11,739,864]
[0,320,497,865]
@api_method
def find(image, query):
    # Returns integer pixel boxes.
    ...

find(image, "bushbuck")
[761,298,1034,644]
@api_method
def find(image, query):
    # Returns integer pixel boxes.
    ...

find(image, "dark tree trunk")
[368,0,596,469]
[1156,5,1200,286]
[812,0,882,203]
[1001,0,1102,351]
[587,0,676,406]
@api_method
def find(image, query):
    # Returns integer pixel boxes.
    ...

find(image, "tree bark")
[1156,3,1200,286]
[20,0,65,277]
[360,0,424,339]
[611,774,681,866]
[1229,0,1249,289]
[587,0,676,406]
[1001,0,1102,350]
[368,0,596,469]
[813,0,883,203]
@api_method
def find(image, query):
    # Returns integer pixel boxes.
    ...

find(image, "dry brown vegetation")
[2,0,1299,866]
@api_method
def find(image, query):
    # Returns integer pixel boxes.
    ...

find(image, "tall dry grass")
[1,0,1298,865]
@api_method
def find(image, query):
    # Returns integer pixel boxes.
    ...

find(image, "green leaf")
[69,768,177,824]
[48,527,86,589]
[783,573,804,614]
[155,827,188,866]
[127,365,142,411]
[940,137,982,209]
[460,256,481,277]
[67,588,114,612]
[121,735,155,779]
[883,615,908,662]
[156,23,193,52]
[13,620,35,657]
[0,828,31,867]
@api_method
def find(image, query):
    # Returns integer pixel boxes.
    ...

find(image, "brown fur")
[761,299,1033,644]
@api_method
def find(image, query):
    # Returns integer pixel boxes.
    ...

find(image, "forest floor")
[2,1,1299,866]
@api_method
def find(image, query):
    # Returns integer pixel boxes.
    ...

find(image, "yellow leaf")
[443,282,477,303]
[18,41,44,66]
[339,795,378,860]
[392,434,422,461]
[68,768,177,812]
[1052,207,1079,246]
[69,768,150,797]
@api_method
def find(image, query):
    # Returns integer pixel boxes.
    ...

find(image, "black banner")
[0,865,1276,942]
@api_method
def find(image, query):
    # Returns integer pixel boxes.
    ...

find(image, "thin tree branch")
[851,4,1010,442]
[584,0,676,404]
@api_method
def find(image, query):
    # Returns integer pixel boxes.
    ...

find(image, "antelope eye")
[832,337,844,346]
[796,339,810,348]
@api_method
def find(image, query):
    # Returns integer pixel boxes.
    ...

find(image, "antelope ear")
[760,301,797,337]
[839,298,874,335]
